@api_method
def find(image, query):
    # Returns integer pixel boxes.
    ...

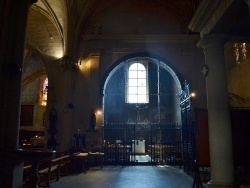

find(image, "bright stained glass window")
[234,43,248,64]
[234,43,240,64]
[242,43,247,60]
[41,78,48,106]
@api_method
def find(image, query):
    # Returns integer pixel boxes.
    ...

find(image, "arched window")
[127,62,148,103]
[41,77,48,106]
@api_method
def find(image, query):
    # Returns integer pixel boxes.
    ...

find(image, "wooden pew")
[72,152,89,173]
[37,154,71,187]
[54,151,72,175]
[23,161,32,186]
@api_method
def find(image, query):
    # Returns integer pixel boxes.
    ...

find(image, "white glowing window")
[127,63,148,103]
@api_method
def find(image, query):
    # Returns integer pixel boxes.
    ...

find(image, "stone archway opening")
[101,55,191,166]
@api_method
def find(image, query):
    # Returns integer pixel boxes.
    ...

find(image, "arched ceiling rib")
[40,0,64,41]
[26,0,196,62]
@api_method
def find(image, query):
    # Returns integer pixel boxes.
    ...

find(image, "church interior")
[1,0,250,187]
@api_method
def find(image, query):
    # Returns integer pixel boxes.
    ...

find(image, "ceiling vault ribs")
[77,0,96,36]
[25,0,203,62]
[64,0,95,59]
[40,0,64,46]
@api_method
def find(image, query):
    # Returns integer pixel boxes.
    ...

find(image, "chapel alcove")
[103,56,182,124]
[19,50,48,148]
[102,55,185,165]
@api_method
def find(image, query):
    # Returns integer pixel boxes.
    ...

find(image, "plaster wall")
[227,59,250,104]
[79,36,207,107]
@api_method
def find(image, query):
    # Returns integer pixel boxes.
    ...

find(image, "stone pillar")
[245,0,250,13]
[0,0,37,187]
[199,35,234,187]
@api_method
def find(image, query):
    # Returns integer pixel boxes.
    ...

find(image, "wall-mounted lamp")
[190,92,196,98]
[60,56,81,72]
[96,110,102,115]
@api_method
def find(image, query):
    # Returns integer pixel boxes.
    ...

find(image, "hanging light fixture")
[60,56,81,72]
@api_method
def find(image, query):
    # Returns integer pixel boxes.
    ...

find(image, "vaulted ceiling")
[27,0,92,60]
[26,0,198,62]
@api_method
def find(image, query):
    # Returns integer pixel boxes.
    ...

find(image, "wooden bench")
[72,152,89,173]
[38,154,71,187]
[23,161,32,185]
[54,151,72,175]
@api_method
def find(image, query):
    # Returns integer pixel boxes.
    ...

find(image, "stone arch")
[100,52,185,97]
[101,52,185,124]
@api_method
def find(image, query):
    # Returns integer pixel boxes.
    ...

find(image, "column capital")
[197,34,229,49]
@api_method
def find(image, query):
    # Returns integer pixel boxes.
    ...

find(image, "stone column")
[245,0,250,13]
[199,35,234,187]
[0,0,37,187]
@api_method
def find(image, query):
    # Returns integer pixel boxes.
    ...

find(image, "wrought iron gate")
[103,81,195,169]
[180,81,196,176]
[149,123,182,165]
[103,122,183,166]
[103,123,135,165]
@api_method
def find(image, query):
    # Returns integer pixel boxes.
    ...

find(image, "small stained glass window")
[234,43,248,64]
[234,43,240,64]
[242,43,247,60]
[41,78,48,106]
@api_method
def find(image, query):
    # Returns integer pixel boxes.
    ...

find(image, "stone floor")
[49,165,208,188]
